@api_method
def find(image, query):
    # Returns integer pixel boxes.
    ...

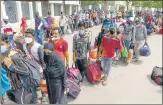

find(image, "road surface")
[6,24,162,104]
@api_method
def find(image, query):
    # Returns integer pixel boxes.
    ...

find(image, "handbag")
[40,80,48,94]
[140,42,151,56]
[121,47,128,58]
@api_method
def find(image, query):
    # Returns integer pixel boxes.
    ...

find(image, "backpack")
[151,66,162,85]
[8,50,41,89]
[92,13,97,18]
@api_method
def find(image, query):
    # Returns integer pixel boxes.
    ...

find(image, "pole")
[63,0,66,15]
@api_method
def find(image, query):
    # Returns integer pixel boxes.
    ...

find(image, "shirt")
[102,36,122,59]
[35,17,43,30]
[53,38,68,61]
[1,23,16,35]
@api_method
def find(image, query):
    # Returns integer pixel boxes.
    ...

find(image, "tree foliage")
[132,0,162,8]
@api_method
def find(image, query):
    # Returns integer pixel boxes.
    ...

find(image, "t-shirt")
[53,38,68,61]
[1,23,16,35]
[102,36,122,59]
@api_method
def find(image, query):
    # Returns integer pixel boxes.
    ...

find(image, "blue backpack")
[140,43,151,56]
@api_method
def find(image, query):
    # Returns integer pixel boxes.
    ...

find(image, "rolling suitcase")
[66,70,81,99]
[86,60,102,84]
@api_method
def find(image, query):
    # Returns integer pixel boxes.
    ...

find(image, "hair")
[109,28,115,35]
[48,11,51,15]
[117,28,120,35]
[25,28,35,37]
[1,35,9,43]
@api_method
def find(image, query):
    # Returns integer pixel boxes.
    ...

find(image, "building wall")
[1,1,80,33]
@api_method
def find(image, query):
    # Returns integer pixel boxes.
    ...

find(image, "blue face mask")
[1,46,8,54]
[79,30,85,35]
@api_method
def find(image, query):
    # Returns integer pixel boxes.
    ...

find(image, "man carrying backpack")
[23,28,46,103]
[0,36,36,104]
[73,24,91,82]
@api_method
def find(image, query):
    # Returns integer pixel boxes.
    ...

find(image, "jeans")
[69,24,74,32]
[8,35,15,49]
[35,30,43,45]
[101,57,113,81]
[60,26,64,35]
[124,39,131,52]
[31,87,38,103]
[134,40,145,59]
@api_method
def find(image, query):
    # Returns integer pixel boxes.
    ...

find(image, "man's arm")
[73,35,77,62]
[38,46,46,70]
[143,25,147,42]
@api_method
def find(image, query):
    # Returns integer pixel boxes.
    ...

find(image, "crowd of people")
[0,7,162,104]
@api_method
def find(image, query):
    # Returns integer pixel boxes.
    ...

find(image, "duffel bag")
[86,59,102,84]
[151,66,162,85]
[140,43,151,56]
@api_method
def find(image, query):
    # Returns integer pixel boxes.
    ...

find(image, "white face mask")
[52,37,60,41]
[25,37,33,43]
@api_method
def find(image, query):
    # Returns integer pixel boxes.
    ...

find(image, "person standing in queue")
[73,24,91,82]
[44,43,68,104]
[49,29,69,66]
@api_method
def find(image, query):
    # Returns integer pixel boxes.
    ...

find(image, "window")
[21,1,30,20]
[54,4,61,16]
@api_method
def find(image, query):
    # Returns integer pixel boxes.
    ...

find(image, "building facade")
[1,1,81,23]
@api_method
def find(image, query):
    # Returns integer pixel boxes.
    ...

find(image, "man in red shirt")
[97,28,122,86]
[50,29,69,66]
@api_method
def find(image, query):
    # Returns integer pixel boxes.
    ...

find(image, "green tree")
[132,0,162,8]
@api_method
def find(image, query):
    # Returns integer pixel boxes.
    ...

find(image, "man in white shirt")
[1,16,16,49]
[59,15,67,35]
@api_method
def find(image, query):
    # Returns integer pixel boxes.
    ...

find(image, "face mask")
[79,30,85,35]
[25,37,33,44]
[1,45,8,54]
[52,37,60,41]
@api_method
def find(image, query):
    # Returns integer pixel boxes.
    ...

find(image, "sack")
[140,43,151,56]
[89,49,97,59]
[66,65,82,83]
[40,80,48,94]
[127,49,133,63]
[66,70,81,99]
[89,21,94,27]
[9,51,41,88]
[86,60,102,84]
[121,47,128,58]
[66,28,72,34]
[151,66,162,85]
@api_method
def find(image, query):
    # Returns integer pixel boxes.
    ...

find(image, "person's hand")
[66,62,69,67]
[4,57,13,68]
[64,88,69,94]
[73,53,76,63]
[114,56,119,61]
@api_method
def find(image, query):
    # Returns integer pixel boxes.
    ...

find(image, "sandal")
[102,80,108,86]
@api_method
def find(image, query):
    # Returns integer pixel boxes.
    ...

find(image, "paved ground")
[6,24,162,104]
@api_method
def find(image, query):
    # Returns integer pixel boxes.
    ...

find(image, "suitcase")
[86,60,102,84]
[151,66,163,85]
[66,71,81,99]
[67,65,82,83]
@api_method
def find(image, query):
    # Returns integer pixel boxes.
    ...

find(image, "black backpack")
[151,66,162,85]
[8,51,41,89]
